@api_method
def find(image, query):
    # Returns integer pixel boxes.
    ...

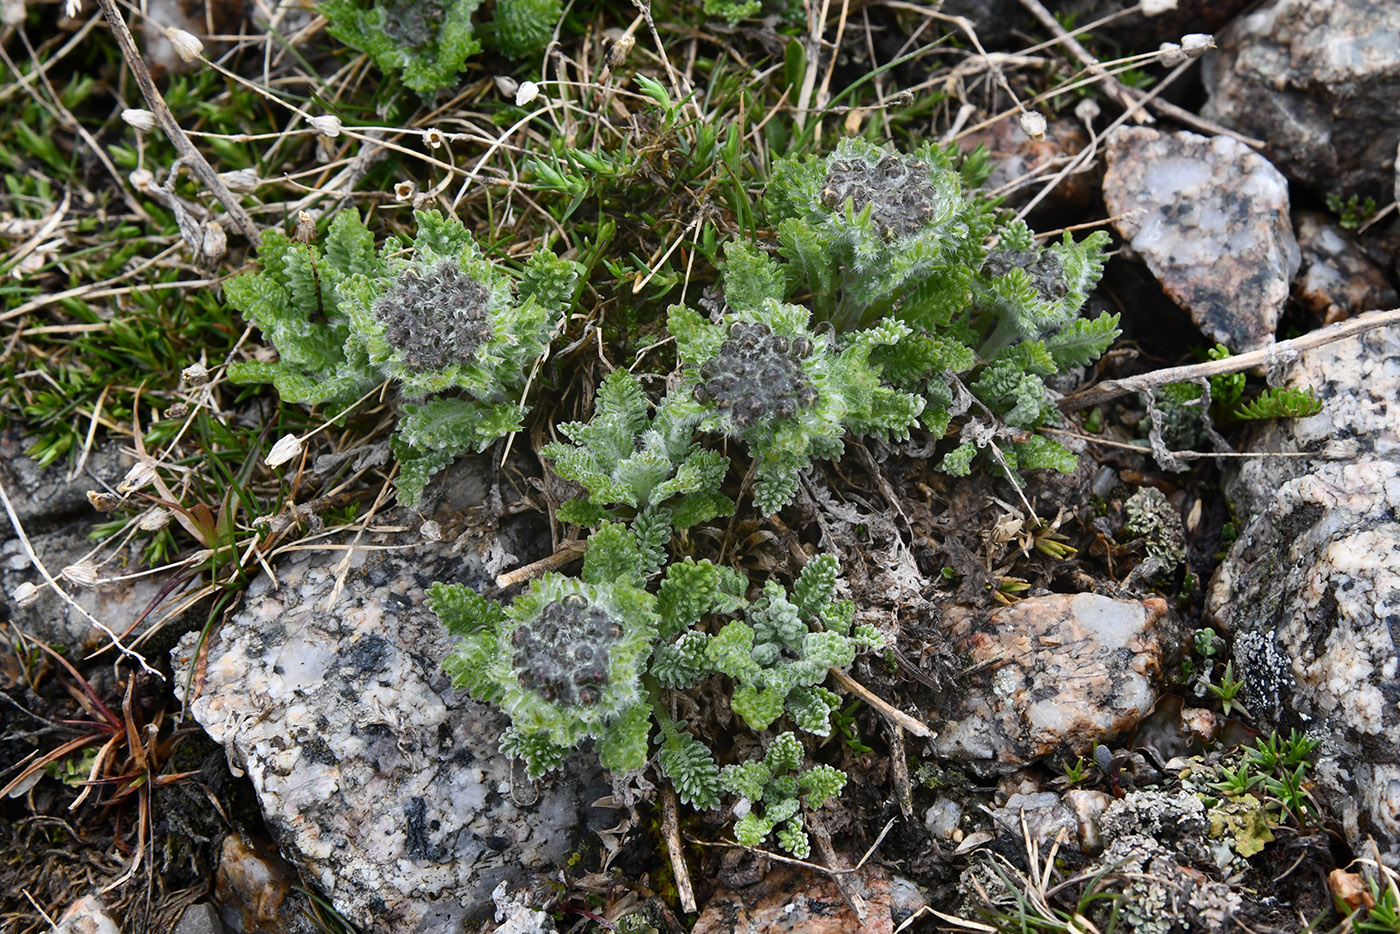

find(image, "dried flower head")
[62,559,101,588]
[309,114,343,138]
[87,490,122,512]
[265,433,303,468]
[12,581,41,607]
[373,261,494,373]
[165,26,204,63]
[121,109,157,133]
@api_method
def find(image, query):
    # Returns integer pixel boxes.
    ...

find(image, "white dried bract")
[265,433,303,468]
[394,180,417,203]
[309,114,342,138]
[1181,33,1214,58]
[424,128,446,149]
[515,80,541,107]
[607,34,635,69]
[118,461,158,494]
[129,168,155,193]
[494,75,519,99]
[1018,110,1047,142]
[12,581,41,607]
[218,168,260,192]
[1158,42,1186,67]
[121,109,157,133]
[294,210,317,243]
[139,507,173,531]
[1140,0,1177,15]
[87,490,122,512]
[165,26,204,63]
[201,220,227,261]
[61,559,101,588]
[182,361,211,385]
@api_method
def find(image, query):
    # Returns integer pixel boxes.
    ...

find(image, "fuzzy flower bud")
[165,26,205,63]
[1140,0,1177,14]
[515,81,541,107]
[118,462,158,494]
[87,490,121,512]
[139,508,173,531]
[129,168,155,193]
[1018,110,1047,142]
[61,559,101,588]
[494,75,519,99]
[309,114,342,138]
[265,433,303,468]
[1180,33,1214,59]
[181,362,211,385]
[218,168,260,192]
[121,109,157,133]
[12,580,41,607]
[1157,42,1186,66]
[201,220,227,261]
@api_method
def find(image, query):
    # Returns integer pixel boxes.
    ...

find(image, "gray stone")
[1209,460,1400,866]
[1103,127,1299,351]
[933,593,1176,765]
[0,428,132,529]
[172,542,611,932]
[1222,326,1400,523]
[2,522,182,655]
[1201,0,1400,199]
[1293,211,1398,326]
[173,902,225,934]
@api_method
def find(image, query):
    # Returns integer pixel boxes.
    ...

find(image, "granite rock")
[172,543,612,931]
[2,522,182,655]
[1201,0,1400,199]
[933,593,1175,765]
[1222,326,1400,524]
[1292,211,1397,326]
[1209,460,1400,866]
[1103,127,1299,351]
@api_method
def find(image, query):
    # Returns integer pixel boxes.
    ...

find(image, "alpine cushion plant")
[226,209,579,505]
[432,539,878,850]
[540,368,734,544]
[320,0,560,93]
[666,300,924,514]
[321,0,483,93]
[746,136,1120,481]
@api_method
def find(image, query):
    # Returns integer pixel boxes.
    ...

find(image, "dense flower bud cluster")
[377,0,446,49]
[693,321,817,428]
[511,595,622,707]
[819,153,942,240]
[373,261,493,372]
[982,247,1069,302]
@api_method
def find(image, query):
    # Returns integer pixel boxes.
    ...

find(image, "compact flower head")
[669,300,922,514]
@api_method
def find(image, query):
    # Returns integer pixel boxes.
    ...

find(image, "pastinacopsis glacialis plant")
[746,135,1120,481]
[666,300,924,514]
[225,209,579,505]
[540,368,734,554]
[432,535,880,855]
[320,0,560,93]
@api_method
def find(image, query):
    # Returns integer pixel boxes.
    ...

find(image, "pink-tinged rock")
[1103,127,1299,351]
[1292,211,1397,326]
[692,865,895,934]
[934,594,1174,764]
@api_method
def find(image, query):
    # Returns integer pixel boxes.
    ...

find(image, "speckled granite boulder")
[1292,212,1398,326]
[1209,460,1400,866]
[1222,326,1400,524]
[933,594,1176,765]
[1201,0,1400,198]
[1103,128,1299,351]
[172,544,612,932]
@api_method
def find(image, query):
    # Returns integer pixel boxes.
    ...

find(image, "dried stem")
[93,0,259,241]
[1060,307,1400,413]
[829,667,936,739]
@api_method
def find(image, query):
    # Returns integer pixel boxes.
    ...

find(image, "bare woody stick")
[93,0,259,242]
[1060,307,1400,413]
